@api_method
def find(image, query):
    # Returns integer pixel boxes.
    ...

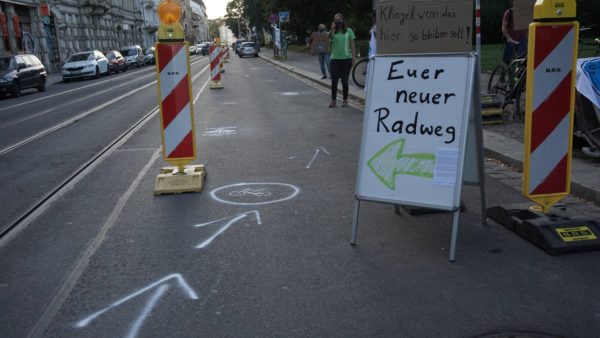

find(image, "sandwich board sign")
[351,53,484,261]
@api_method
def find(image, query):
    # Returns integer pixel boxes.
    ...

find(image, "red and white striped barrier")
[156,43,196,165]
[223,45,230,63]
[475,1,481,55]
[523,22,579,211]
[208,45,223,89]
[219,45,225,73]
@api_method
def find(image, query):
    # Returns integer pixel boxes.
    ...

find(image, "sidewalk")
[259,48,600,206]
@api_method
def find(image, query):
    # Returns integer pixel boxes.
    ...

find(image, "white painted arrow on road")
[74,274,198,338]
[306,146,331,169]
[194,210,262,249]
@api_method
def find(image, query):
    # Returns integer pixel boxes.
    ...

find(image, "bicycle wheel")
[352,59,368,88]
[514,78,527,121]
[487,64,507,95]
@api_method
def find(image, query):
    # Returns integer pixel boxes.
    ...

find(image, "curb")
[259,53,600,207]
[259,53,365,106]
[485,147,600,206]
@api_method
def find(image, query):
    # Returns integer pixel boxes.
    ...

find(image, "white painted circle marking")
[210,183,300,205]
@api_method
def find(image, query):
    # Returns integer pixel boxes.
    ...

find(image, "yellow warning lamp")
[157,0,184,41]
[533,0,576,20]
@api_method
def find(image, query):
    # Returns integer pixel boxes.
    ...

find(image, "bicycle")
[487,50,528,121]
[352,57,368,88]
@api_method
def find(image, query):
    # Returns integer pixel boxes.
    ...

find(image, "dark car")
[104,50,127,73]
[0,54,47,98]
[198,43,209,56]
[234,40,247,54]
[144,47,155,65]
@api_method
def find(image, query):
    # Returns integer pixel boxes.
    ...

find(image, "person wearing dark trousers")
[329,13,356,108]
[310,24,331,79]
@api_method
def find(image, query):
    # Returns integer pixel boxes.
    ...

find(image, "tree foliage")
[482,0,600,44]
[225,0,247,38]
[224,0,600,45]
[225,0,372,43]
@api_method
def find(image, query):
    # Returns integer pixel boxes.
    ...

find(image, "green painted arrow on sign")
[368,138,436,190]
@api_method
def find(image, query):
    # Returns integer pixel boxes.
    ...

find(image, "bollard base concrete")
[154,164,206,195]
[487,203,600,255]
[209,81,224,89]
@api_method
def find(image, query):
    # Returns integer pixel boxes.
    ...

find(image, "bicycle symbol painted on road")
[228,188,272,197]
[211,183,300,205]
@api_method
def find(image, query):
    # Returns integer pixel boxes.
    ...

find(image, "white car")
[62,50,109,81]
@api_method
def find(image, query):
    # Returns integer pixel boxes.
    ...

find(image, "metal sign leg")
[449,210,461,262]
[474,62,488,225]
[350,199,361,245]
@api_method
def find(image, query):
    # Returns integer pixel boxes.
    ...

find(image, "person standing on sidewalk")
[310,24,332,80]
[329,13,356,108]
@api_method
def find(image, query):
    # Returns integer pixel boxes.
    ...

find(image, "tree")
[208,19,221,40]
[225,0,246,38]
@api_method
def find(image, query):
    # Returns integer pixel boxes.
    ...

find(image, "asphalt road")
[0,55,209,235]
[0,53,599,337]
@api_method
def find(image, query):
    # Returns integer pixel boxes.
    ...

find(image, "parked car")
[61,50,109,82]
[120,45,145,68]
[234,40,247,54]
[144,47,155,65]
[197,43,209,56]
[0,53,47,97]
[104,50,127,73]
[189,45,197,55]
[238,42,258,58]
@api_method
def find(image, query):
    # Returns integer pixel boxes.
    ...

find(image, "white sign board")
[355,54,476,210]
[274,27,281,49]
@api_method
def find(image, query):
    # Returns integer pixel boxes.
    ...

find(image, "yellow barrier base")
[209,81,224,89]
[481,107,504,125]
[154,164,206,195]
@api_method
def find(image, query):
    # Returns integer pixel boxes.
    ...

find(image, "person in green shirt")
[328,13,356,108]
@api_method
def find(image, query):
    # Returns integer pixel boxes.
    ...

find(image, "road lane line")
[0,81,156,157]
[0,63,209,157]
[0,77,154,130]
[0,57,207,113]
[0,70,154,113]
[0,62,210,240]
[27,148,162,338]
[2,61,211,335]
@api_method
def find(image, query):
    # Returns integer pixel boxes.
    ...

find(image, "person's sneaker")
[342,100,348,107]
[329,100,336,108]
[321,75,327,79]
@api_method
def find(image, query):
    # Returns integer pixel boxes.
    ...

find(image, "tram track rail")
[0,63,210,244]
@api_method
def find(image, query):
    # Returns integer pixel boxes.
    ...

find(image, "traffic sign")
[269,13,278,24]
[523,1,579,213]
[153,1,205,195]
[208,44,223,89]
[279,11,289,23]
[156,43,196,166]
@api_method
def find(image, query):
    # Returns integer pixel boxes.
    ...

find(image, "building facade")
[0,0,205,73]
[190,0,207,43]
